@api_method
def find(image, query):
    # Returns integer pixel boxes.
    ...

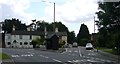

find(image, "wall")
[5,34,33,48]
[61,36,67,44]
[32,35,41,40]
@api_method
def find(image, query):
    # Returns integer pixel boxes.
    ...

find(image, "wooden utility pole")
[53,2,55,32]
[94,16,95,33]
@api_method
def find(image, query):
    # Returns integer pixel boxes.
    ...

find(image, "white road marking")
[78,49,82,56]
[88,53,96,55]
[21,55,24,56]
[74,51,78,52]
[12,55,19,57]
[53,59,62,62]
[87,59,98,62]
[61,52,66,54]
[21,54,33,57]
[39,55,49,59]
[44,56,49,58]
[30,54,33,56]
[65,48,68,52]
[27,55,31,56]
[68,60,73,63]
[24,54,27,56]
[73,60,79,62]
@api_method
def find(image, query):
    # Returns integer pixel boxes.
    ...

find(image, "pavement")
[2,59,15,64]
[94,49,120,64]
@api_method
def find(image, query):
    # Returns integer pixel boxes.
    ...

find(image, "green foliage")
[36,21,69,32]
[96,47,116,55]
[2,18,27,33]
[59,41,66,48]
[31,37,45,48]
[67,31,75,44]
[51,22,69,32]
[77,24,90,46]
[96,2,120,54]
[0,53,11,60]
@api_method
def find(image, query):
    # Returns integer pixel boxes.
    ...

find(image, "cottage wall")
[5,34,33,48]
[61,36,67,44]
[32,35,41,40]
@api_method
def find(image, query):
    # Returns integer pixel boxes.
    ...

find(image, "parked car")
[72,42,78,47]
[85,43,93,50]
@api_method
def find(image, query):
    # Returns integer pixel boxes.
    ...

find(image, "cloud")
[44,0,98,23]
[44,0,99,34]
[0,0,34,24]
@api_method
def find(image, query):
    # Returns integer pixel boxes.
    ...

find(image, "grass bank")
[0,53,11,60]
[95,47,115,54]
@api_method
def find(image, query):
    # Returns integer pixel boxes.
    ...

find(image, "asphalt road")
[2,46,119,64]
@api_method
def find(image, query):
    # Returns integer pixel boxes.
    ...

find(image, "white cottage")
[5,31,45,48]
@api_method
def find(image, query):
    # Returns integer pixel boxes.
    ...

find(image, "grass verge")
[0,53,11,60]
[95,47,115,54]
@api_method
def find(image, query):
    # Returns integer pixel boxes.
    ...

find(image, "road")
[2,46,118,64]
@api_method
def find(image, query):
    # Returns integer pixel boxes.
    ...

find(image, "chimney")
[44,27,47,38]
[27,27,30,31]
[12,25,15,31]
[27,26,32,31]
[55,27,58,32]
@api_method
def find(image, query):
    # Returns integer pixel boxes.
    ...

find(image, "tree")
[67,31,75,44]
[2,18,27,33]
[36,20,50,31]
[50,22,69,32]
[96,2,120,54]
[31,37,44,48]
[77,24,90,46]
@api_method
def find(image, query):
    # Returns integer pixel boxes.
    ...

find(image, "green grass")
[95,47,115,54]
[0,53,11,60]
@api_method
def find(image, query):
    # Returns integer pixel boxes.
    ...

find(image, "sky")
[0,0,101,35]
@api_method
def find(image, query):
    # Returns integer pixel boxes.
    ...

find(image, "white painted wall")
[5,34,11,48]
[32,35,41,40]
[5,34,34,48]
[61,36,67,44]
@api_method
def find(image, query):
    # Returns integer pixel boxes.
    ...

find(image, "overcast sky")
[0,0,101,35]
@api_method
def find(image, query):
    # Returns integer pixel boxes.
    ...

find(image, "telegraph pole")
[41,1,56,32]
[94,16,95,33]
[53,2,55,32]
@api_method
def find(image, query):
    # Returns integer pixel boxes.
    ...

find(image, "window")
[8,42,11,45]
[20,42,22,45]
[30,35,32,40]
[30,42,32,45]
[24,42,28,45]
[19,35,22,39]
[13,40,17,43]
